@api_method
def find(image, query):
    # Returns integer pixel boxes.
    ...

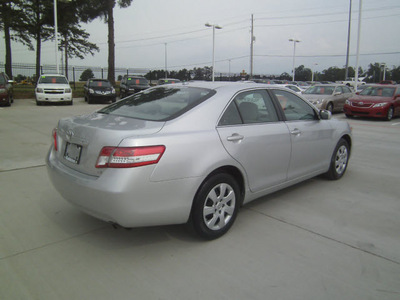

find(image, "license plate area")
[64,142,82,164]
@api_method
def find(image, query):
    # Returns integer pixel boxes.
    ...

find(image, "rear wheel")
[325,139,350,180]
[191,173,240,240]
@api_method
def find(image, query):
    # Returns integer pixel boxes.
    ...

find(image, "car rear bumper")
[46,147,198,228]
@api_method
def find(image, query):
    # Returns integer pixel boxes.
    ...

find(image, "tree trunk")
[2,2,12,78]
[107,0,115,85]
[64,35,69,79]
[35,0,41,81]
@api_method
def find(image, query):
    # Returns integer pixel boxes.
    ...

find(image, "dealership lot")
[1,98,400,299]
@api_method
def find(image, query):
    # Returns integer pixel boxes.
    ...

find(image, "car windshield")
[98,86,216,121]
[304,85,335,95]
[359,86,395,97]
[127,78,148,86]
[39,76,68,84]
[89,80,112,88]
[159,79,181,84]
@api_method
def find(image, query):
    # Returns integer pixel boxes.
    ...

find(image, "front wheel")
[326,102,333,113]
[190,173,240,240]
[385,106,394,121]
[325,139,350,180]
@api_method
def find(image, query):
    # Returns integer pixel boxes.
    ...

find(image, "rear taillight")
[96,145,166,168]
[52,128,58,151]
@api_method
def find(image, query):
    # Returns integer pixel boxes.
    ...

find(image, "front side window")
[219,90,279,126]
[98,86,215,121]
[342,86,352,93]
[272,89,317,121]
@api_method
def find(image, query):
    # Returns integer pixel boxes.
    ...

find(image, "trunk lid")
[55,112,164,176]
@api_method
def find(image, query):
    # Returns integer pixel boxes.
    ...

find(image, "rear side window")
[98,86,215,121]
[219,90,279,126]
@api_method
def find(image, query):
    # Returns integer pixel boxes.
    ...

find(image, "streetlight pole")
[312,63,318,82]
[205,23,222,82]
[54,0,59,74]
[164,43,168,79]
[289,39,300,81]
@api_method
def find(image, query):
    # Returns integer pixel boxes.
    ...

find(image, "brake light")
[52,128,58,151]
[96,145,166,168]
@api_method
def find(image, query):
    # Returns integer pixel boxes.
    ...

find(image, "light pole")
[289,39,300,81]
[381,63,387,81]
[54,0,59,74]
[312,63,318,82]
[205,23,222,82]
[164,43,168,79]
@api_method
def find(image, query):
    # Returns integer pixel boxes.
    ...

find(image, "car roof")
[155,81,295,94]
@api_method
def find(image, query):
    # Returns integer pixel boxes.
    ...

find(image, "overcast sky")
[2,0,400,76]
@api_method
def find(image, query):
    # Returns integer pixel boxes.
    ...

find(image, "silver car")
[302,84,354,112]
[46,82,352,239]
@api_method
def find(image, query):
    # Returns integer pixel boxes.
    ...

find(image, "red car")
[344,84,400,121]
[0,72,14,106]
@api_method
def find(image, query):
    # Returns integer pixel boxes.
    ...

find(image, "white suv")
[35,74,73,105]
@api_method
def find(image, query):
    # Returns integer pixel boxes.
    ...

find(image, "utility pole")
[345,0,352,80]
[250,14,254,79]
[354,0,362,91]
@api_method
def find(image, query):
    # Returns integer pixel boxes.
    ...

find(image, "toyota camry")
[46,82,352,239]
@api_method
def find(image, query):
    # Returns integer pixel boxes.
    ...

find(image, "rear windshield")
[359,86,395,97]
[98,86,216,121]
[127,77,148,86]
[89,80,112,88]
[38,76,68,84]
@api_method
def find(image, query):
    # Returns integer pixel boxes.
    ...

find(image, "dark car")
[0,72,14,107]
[119,76,150,98]
[84,79,116,104]
[157,78,181,85]
[344,84,400,121]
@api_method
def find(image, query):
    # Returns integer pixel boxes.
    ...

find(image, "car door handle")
[290,128,301,136]
[227,134,244,142]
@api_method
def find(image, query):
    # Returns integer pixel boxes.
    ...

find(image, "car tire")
[69,100,73,105]
[190,173,240,240]
[326,102,333,113]
[385,106,394,121]
[6,95,11,106]
[324,138,350,180]
[36,99,42,106]
[345,114,353,118]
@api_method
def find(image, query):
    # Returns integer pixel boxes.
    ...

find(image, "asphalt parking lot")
[1,98,400,300]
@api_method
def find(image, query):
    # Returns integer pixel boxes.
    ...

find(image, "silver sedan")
[46,82,352,239]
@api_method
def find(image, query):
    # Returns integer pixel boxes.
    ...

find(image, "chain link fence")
[0,62,150,83]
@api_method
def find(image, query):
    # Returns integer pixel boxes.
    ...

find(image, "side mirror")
[319,110,332,120]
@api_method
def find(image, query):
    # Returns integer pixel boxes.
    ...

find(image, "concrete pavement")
[1,99,399,299]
